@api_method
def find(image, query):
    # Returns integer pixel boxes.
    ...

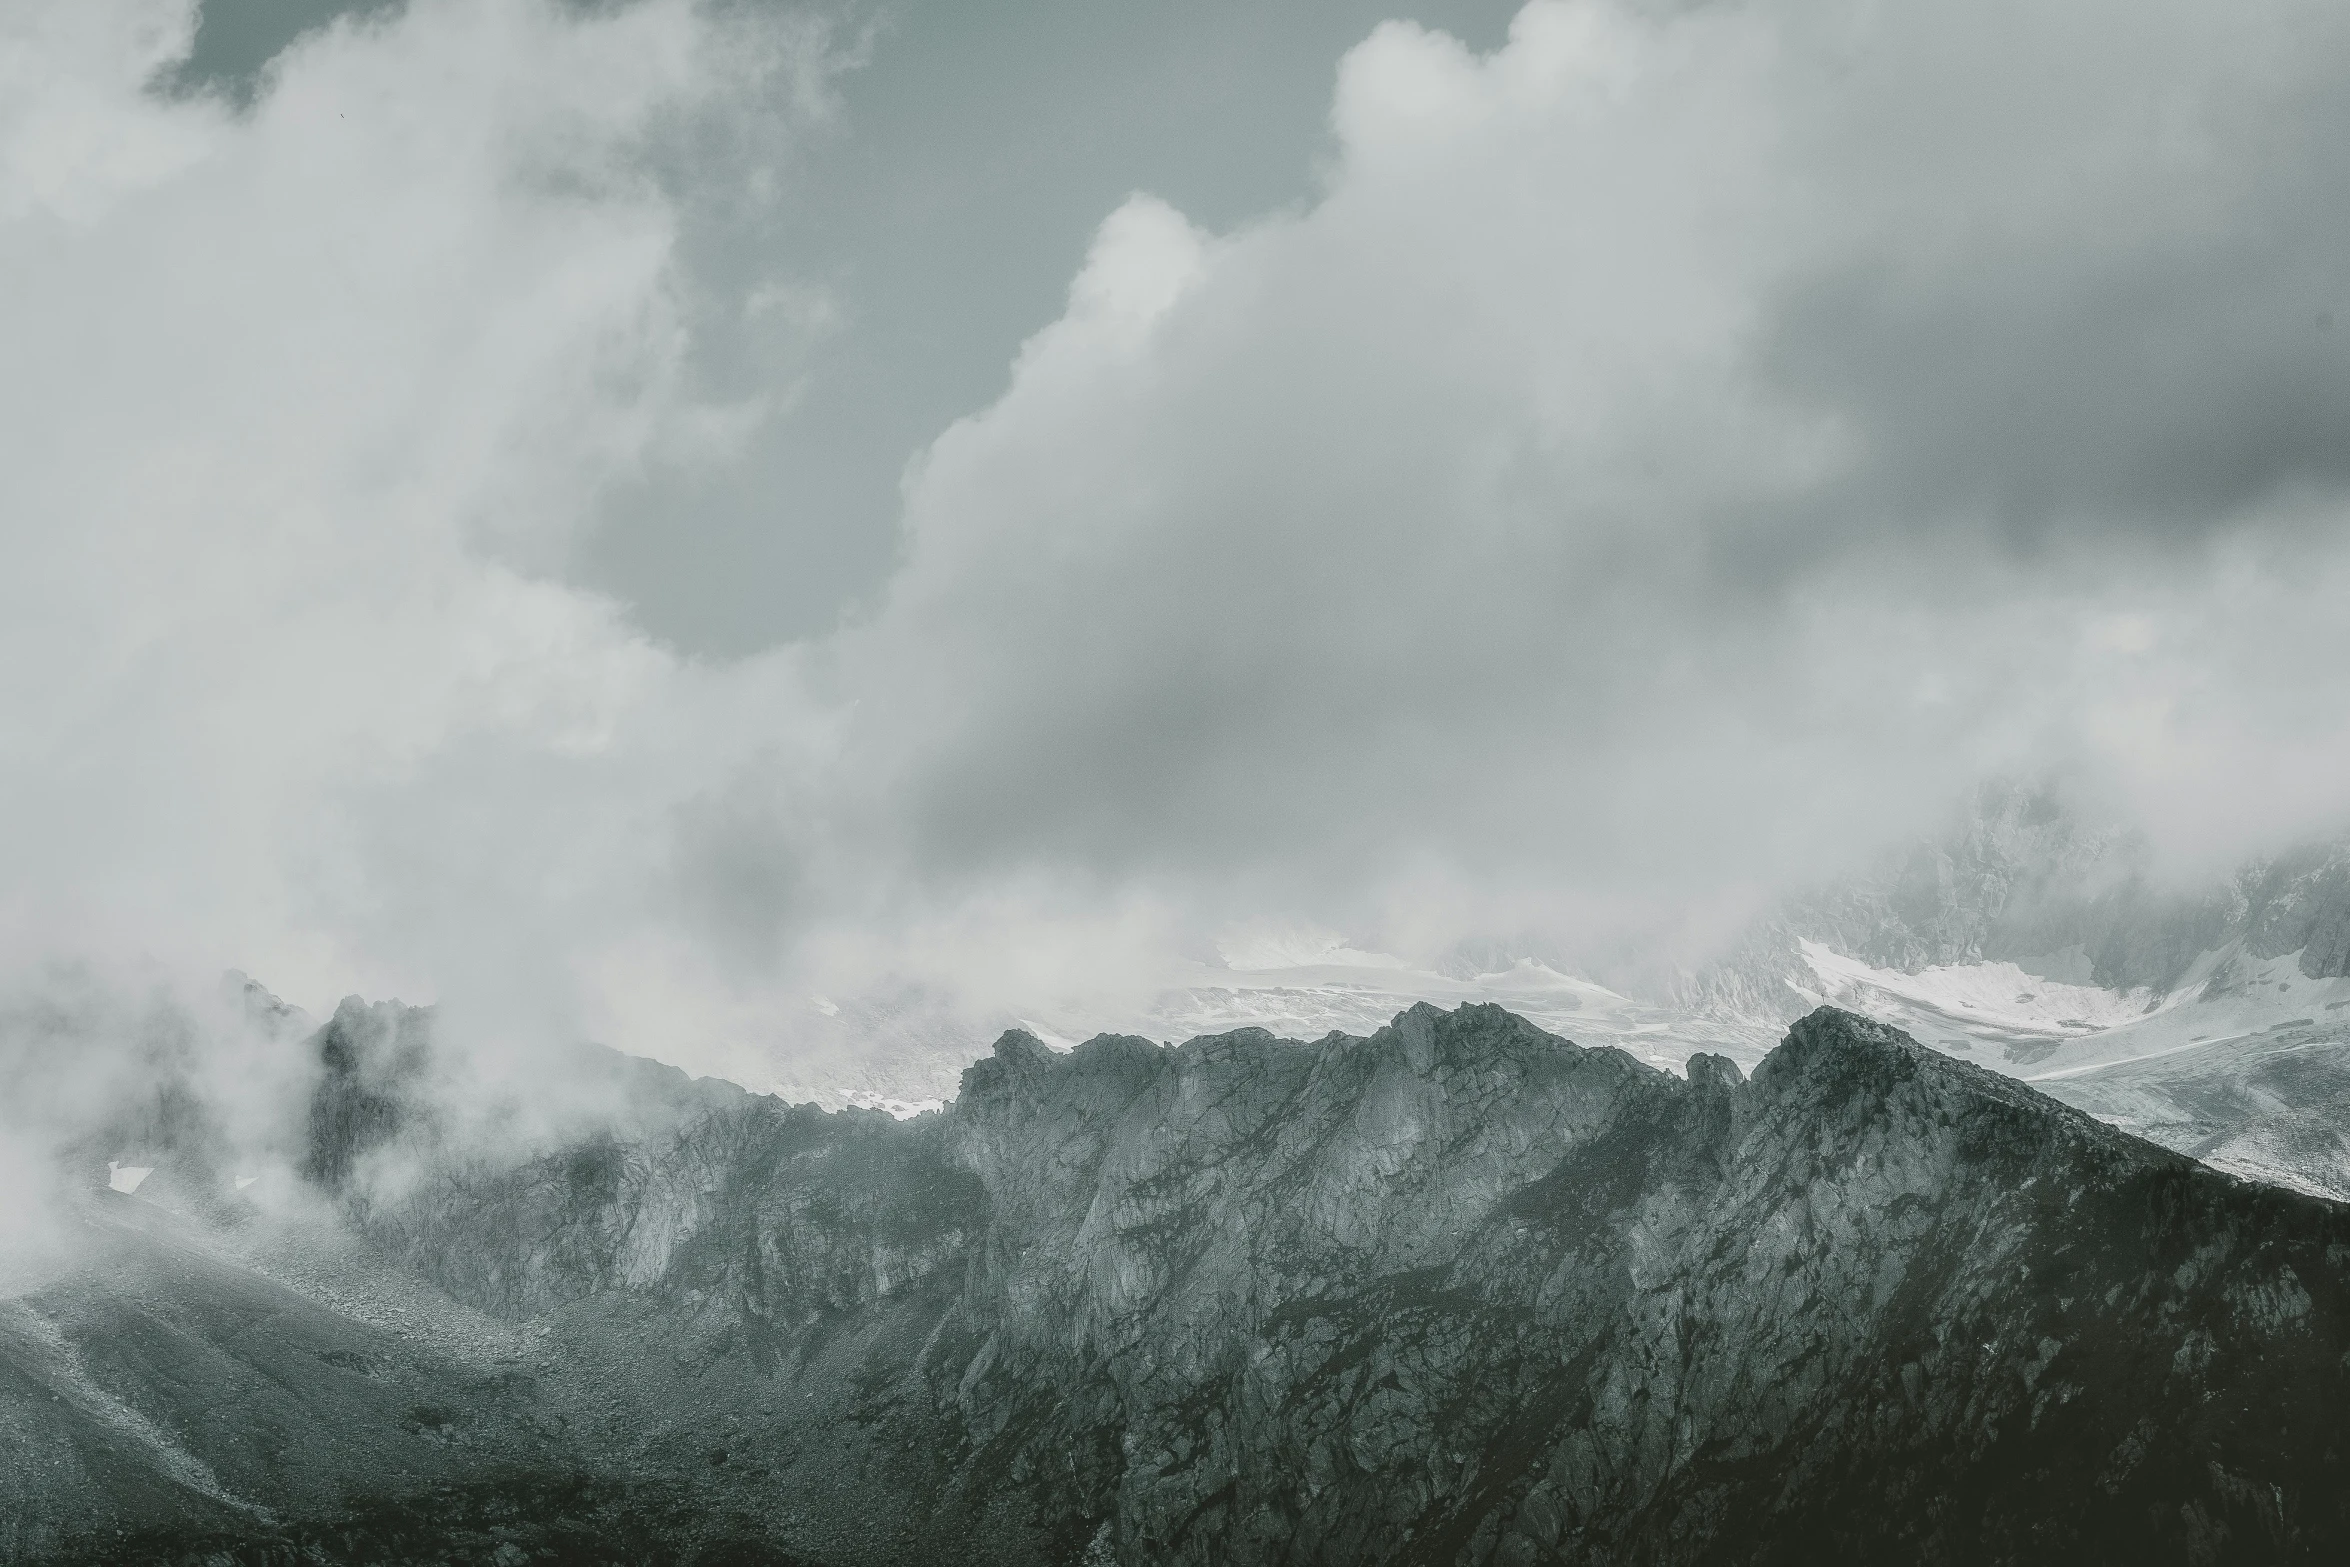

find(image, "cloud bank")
[3,0,2349,1103]
[825,0,2350,975]
[0,0,838,1077]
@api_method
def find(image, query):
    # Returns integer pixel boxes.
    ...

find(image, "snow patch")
[2013,949,2350,1082]
[1467,958,1619,1000]
[839,1090,943,1121]
[1798,941,2167,1036]
[107,1161,153,1194]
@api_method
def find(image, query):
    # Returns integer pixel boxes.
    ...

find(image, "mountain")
[719,787,2350,1211]
[1685,781,2350,1019]
[12,1002,2350,1564]
[766,955,1749,1118]
[1666,784,2350,1199]
[0,1194,558,1561]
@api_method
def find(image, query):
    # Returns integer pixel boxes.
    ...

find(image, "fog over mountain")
[6,0,2350,1084]
[5,0,2350,1561]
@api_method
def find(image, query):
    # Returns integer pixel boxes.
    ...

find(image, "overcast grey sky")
[177,0,1526,652]
[4,0,2348,1090]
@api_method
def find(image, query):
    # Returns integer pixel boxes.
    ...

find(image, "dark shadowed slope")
[17,1004,2350,1564]
[0,1195,554,1563]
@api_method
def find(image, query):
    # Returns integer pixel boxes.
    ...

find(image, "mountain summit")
[10,1004,2350,1564]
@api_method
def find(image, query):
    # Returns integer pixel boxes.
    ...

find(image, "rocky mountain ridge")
[12,1001,2350,1563]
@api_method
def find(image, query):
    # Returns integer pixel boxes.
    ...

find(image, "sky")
[170,0,1531,653]
[3,0,2349,1098]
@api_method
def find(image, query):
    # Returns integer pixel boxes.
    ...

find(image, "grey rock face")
[303,996,437,1193]
[307,1003,2350,1565]
[2236,842,2350,979]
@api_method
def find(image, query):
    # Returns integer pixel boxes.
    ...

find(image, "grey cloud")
[554,0,1533,654]
[802,0,2350,968]
[0,967,320,1268]
[1767,73,2350,550]
[1777,242,2350,540]
[668,762,814,971]
[164,0,403,106]
[9,0,2350,1100]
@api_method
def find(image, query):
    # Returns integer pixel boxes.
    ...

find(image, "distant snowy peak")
[1213,921,1406,974]
[1791,940,2168,1044]
[1130,955,1756,1077]
[1774,929,2350,1076]
[1686,784,2350,1023]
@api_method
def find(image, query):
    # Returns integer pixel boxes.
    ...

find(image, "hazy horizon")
[7,0,2350,1095]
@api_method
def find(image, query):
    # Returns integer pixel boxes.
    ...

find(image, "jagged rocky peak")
[303,993,437,1190]
[940,1005,2349,1563]
[745,1003,2350,1563]
[1683,1050,1744,1091]
[1757,1002,2009,1096]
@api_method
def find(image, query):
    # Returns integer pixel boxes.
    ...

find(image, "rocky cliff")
[18,1002,2350,1565]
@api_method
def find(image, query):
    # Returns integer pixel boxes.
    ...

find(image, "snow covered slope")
[1123,955,1771,1073]
[778,954,1784,1113]
[748,786,2350,1198]
[795,929,2350,1202]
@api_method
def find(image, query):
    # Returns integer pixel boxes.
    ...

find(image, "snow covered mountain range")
[793,784,2350,1201]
